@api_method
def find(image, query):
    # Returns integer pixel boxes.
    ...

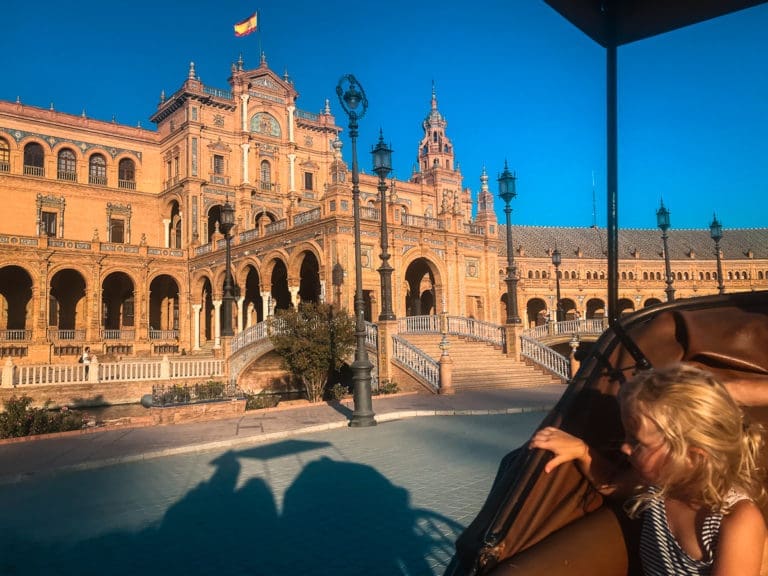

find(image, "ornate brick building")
[1,55,766,364]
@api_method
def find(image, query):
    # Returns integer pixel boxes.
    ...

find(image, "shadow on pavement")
[0,440,462,575]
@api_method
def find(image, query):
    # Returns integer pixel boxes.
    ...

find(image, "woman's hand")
[530,426,589,474]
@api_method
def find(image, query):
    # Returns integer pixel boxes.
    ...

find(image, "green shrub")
[0,395,84,439]
[327,383,349,401]
[159,384,191,405]
[195,380,225,400]
[375,380,399,395]
[244,391,280,411]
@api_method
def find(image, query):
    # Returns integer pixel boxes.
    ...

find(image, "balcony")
[403,214,446,230]
[57,170,77,182]
[293,207,321,227]
[47,329,86,341]
[89,174,107,186]
[102,329,136,341]
[0,329,31,342]
[0,160,9,172]
[149,329,179,340]
[118,179,136,190]
[360,206,380,221]
[23,165,44,177]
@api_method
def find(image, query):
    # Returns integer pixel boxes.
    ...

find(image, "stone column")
[88,355,99,383]
[288,286,300,308]
[287,105,295,143]
[241,143,250,184]
[2,358,14,388]
[236,296,245,332]
[162,218,171,248]
[246,302,255,328]
[504,324,522,361]
[260,291,270,319]
[375,319,397,383]
[240,94,249,131]
[213,299,222,349]
[192,303,201,351]
[288,153,296,192]
[438,330,454,395]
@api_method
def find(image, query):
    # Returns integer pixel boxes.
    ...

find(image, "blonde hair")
[619,363,766,514]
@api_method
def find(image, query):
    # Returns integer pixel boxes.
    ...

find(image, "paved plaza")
[0,387,564,575]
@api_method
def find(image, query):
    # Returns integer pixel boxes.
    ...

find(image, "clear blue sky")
[4,1,766,230]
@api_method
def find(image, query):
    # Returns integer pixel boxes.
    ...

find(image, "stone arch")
[265,258,291,311]
[201,277,214,342]
[526,298,548,328]
[586,298,605,320]
[252,208,278,236]
[644,297,662,308]
[402,256,443,317]
[0,265,34,332]
[618,297,635,316]
[560,298,578,319]
[101,271,135,331]
[149,274,180,332]
[297,251,321,305]
[49,269,87,331]
[243,264,264,326]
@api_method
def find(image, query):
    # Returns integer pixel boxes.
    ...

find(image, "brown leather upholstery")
[449,292,768,576]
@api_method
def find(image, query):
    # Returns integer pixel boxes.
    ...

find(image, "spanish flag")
[234,12,258,37]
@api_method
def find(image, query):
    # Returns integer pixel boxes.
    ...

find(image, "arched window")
[527,270,533,279]
[628,272,634,280]
[706,272,711,280]
[89,153,107,185]
[260,160,271,191]
[57,148,77,181]
[699,272,704,280]
[728,271,733,280]
[676,272,683,281]
[534,270,540,279]
[621,272,627,280]
[118,158,136,189]
[23,142,44,176]
[656,272,662,280]
[759,271,764,280]
[0,138,10,171]
[586,271,592,280]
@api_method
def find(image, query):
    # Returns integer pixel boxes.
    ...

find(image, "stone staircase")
[400,333,563,390]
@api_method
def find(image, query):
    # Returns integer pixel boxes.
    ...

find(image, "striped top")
[639,488,748,576]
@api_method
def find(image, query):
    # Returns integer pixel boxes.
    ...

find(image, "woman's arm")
[530,427,636,498]
[712,500,766,576]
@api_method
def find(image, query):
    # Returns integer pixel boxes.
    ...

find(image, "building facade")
[1,55,767,364]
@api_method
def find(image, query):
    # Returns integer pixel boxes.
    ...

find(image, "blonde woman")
[531,363,767,575]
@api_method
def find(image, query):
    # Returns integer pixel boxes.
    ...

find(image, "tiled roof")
[498,225,768,262]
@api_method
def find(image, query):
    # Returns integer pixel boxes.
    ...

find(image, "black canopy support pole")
[606,42,619,326]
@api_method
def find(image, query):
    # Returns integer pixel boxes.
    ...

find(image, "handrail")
[520,335,570,380]
[521,318,606,339]
[392,335,439,393]
[398,315,505,347]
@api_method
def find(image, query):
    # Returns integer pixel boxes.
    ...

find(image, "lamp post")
[220,199,236,337]
[497,161,521,324]
[709,213,725,295]
[337,74,376,427]
[372,129,395,321]
[656,200,675,302]
[551,247,562,322]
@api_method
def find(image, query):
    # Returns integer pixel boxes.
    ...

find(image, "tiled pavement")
[0,386,565,576]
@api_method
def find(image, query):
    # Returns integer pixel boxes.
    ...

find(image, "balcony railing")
[360,206,380,221]
[403,214,445,230]
[239,229,259,242]
[118,179,136,190]
[293,207,321,226]
[0,330,31,341]
[0,160,9,172]
[149,329,179,340]
[102,329,136,340]
[89,174,107,186]
[464,223,485,235]
[57,170,77,181]
[23,165,44,177]
[47,329,86,341]
[265,219,287,235]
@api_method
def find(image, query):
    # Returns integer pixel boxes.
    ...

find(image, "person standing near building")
[81,346,91,378]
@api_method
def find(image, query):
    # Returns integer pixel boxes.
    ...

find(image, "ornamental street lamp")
[336,74,376,427]
[656,200,675,302]
[498,161,521,324]
[709,213,725,295]
[551,247,562,322]
[220,199,236,337]
[372,129,395,321]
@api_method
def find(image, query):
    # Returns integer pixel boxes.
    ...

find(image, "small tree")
[268,303,355,402]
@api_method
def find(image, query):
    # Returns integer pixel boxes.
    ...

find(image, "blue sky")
[4,1,766,230]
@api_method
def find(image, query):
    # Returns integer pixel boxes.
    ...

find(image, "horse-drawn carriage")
[446,2,768,574]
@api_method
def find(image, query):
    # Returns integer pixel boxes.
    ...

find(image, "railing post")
[160,355,171,379]
[88,356,100,383]
[438,330,454,395]
[504,324,522,361]
[376,320,398,384]
[2,358,14,388]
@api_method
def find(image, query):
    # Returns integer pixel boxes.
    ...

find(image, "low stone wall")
[2,378,182,409]
[149,399,246,425]
[390,364,435,394]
